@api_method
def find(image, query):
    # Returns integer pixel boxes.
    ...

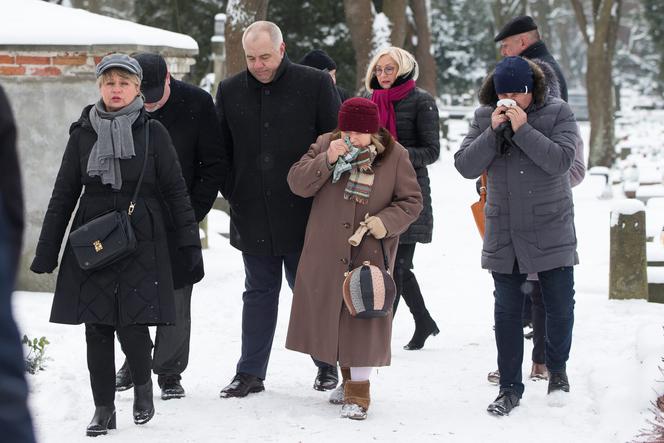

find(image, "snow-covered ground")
[13,120,664,442]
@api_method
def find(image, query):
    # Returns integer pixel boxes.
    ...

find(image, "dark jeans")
[0,206,36,443]
[153,284,193,378]
[392,243,431,322]
[86,323,152,406]
[527,281,546,364]
[237,252,300,380]
[493,264,575,396]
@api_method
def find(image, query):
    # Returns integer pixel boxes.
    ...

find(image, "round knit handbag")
[342,240,396,318]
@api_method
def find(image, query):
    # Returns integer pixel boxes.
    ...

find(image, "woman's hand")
[326,138,348,164]
[364,215,387,239]
[491,106,510,130]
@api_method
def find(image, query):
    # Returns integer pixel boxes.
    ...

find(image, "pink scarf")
[370,79,416,141]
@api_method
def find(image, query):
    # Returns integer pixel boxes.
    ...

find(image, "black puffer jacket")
[390,86,440,244]
[31,107,200,327]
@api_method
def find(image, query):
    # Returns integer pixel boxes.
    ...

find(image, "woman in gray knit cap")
[31,53,201,436]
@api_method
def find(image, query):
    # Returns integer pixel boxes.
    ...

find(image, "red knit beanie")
[338,97,380,134]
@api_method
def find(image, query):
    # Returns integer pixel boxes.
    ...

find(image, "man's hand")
[491,105,510,130]
[505,106,527,132]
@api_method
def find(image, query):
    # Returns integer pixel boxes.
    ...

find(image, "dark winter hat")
[494,15,538,42]
[133,53,168,103]
[299,49,337,71]
[338,97,380,134]
[342,261,396,318]
[493,56,534,94]
[96,53,142,80]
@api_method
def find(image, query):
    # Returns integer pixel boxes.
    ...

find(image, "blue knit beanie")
[493,56,533,94]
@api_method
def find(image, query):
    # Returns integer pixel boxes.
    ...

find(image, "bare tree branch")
[570,0,591,45]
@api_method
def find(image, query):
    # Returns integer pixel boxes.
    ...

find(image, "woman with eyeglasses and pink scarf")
[365,47,441,350]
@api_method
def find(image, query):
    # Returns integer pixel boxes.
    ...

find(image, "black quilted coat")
[390,85,440,244]
[31,107,200,327]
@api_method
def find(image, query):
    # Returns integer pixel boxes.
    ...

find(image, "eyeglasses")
[373,66,396,76]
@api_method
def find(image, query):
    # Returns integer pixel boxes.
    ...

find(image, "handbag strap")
[128,120,150,216]
[479,172,487,203]
[348,239,391,275]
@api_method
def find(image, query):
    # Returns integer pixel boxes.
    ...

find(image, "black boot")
[313,365,338,391]
[403,314,440,350]
[86,405,116,437]
[487,389,520,416]
[115,359,133,392]
[133,379,155,425]
[158,374,185,400]
[548,370,570,394]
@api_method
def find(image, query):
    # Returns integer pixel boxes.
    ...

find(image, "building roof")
[0,0,198,53]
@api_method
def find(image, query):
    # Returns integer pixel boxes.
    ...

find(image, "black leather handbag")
[69,122,149,271]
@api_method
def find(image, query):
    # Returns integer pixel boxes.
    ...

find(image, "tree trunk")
[224,0,269,78]
[344,0,374,92]
[586,46,615,167]
[410,0,437,96]
[571,0,622,168]
[383,0,408,48]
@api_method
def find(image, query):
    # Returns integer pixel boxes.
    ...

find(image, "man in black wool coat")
[215,21,341,398]
[494,15,568,101]
[113,53,225,401]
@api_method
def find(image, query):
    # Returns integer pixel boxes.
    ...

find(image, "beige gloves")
[364,215,387,239]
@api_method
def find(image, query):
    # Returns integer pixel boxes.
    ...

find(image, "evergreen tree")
[430,0,496,98]
[268,0,356,93]
[642,0,664,94]
[134,0,225,84]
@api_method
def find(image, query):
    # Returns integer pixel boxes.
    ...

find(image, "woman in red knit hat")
[286,97,423,420]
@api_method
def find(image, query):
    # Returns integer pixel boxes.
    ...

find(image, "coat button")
[341,258,348,264]
[264,122,270,128]
[343,222,351,229]
[520,170,524,174]
[264,89,270,95]
[316,170,321,177]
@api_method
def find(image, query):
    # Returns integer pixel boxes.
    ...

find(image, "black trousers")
[85,323,152,406]
[153,284,193,377]
[392,243,431,321]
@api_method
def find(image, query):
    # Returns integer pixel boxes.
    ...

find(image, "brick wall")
[0,52,101,77]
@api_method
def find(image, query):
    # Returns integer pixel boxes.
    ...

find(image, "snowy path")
[14,126,664,442]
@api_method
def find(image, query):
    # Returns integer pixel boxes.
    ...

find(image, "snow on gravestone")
[610,199,648,300]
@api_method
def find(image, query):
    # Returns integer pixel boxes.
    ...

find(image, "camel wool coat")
[285,132,423,367]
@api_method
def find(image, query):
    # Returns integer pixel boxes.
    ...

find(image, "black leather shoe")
[115,359,133,392]
[487,390,520,416]
[219,373,265,398]
[548,370,570,394]
[313,366,338,391]
[404,315,440,350]
[158,374,185,400]
[133,379,155,425]
[86,405,116,437]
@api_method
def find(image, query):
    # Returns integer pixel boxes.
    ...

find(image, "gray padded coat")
[454,62,581,274]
